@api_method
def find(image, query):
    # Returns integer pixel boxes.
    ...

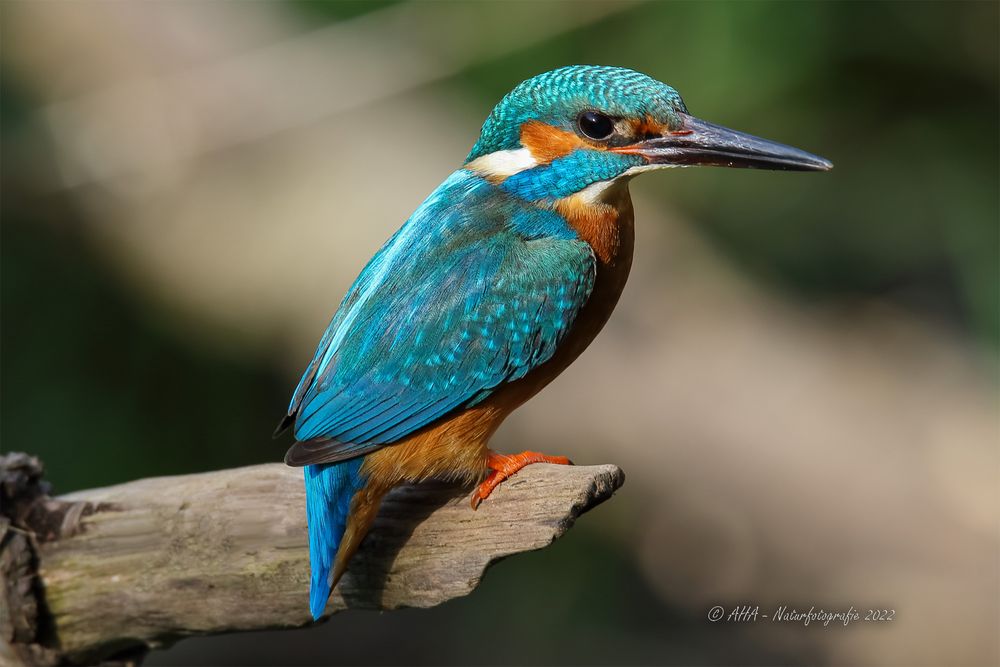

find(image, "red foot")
[471,450,572,509]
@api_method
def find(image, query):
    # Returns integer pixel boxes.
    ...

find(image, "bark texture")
[0,453,624,665]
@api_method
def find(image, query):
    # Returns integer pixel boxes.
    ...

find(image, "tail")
[304,458,367,620]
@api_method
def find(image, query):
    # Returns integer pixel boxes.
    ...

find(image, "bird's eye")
[577,111,615,140]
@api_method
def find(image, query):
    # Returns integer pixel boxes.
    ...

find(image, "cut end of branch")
[332,462,625,612]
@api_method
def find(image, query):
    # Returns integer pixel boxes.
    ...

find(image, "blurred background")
[2,1,997,665]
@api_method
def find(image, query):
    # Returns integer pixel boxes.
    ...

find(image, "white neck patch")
[465,148,537,179]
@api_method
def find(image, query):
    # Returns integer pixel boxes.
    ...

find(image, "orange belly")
[361,180,636,489]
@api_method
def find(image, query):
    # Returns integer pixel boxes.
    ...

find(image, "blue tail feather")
[304,458,367,620]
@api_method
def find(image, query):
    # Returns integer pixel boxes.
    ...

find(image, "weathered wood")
[0,454,623,665]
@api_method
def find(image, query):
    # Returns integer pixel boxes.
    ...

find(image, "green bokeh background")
[5,0,997,494]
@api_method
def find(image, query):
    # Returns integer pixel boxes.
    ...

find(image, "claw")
[471,450,573,509]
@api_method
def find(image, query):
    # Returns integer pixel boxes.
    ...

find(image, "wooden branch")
[0,453,624,666]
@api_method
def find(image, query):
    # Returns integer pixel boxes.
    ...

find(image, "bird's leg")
[471,450,572,509]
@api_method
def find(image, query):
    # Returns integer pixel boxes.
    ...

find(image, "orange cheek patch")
[520,121,590,164]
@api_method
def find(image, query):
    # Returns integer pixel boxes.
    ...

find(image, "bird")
[276,65,831,619]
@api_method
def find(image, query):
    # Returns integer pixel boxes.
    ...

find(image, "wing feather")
[282,172,595,466]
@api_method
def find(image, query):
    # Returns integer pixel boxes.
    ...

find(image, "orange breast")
[362,180,636,488]
[536,178,636,381]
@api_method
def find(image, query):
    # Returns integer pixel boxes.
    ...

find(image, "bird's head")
[465,65,831,203]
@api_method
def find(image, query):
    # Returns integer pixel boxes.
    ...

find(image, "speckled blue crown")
[466,65,688,161]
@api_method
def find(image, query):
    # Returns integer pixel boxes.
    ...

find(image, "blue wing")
[283,171,595,466]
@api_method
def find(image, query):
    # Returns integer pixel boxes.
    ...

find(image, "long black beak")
[620,113,833,172]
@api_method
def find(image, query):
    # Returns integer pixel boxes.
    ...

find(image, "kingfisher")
[276,65,831,619]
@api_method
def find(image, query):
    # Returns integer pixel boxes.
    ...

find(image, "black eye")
[577,111,614,140]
